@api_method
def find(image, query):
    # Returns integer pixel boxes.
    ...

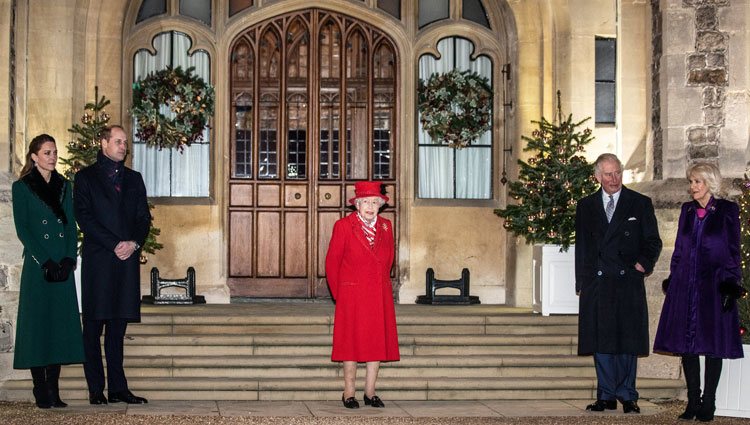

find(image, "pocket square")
[628,217,637,221]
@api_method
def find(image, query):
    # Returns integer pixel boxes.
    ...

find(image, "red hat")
[349,181,389,205]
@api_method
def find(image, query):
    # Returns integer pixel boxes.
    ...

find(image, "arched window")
[418,37,492,199]
[132,31,211,197]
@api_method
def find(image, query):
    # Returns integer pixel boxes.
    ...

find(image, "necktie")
[605,195,615,223]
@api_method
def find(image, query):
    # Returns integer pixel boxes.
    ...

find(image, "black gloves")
[661,276,670,294]
[41,258,75,283]
[719,279,748,312]
[59,257,76,275]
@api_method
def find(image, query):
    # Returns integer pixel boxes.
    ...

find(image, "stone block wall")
[0,172,22,380]
[660,0,750,179]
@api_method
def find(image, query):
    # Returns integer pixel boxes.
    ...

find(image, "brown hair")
[98,125,125,142]
[19,134,56,178]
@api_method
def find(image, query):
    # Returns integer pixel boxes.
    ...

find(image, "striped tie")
[605,195,615,223]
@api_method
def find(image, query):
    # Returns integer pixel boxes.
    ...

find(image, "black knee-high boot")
[697,356,723,422]
[679,354,702,420]
[46,364,67,408]
[29,367,51,409]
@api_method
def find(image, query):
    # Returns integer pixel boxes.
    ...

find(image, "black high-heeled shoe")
[364,394,385,408]
[342,394,359,409]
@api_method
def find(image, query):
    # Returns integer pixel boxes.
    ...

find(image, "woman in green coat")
[12,134,84,408]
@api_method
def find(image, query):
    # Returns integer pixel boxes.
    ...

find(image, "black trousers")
[82,319,128,394]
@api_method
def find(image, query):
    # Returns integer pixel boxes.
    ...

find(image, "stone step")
[122,344,576,357]
[127,323,578,336]
[0,377,682,401]
[111,354,594,368]
[55,366,594,379]
[120,334,577,347]
[135,306,578,326]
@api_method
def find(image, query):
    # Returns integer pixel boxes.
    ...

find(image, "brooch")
[381,223,389,231]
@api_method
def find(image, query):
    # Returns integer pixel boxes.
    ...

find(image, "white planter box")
[532,244,578,316]
[709,344,750,418]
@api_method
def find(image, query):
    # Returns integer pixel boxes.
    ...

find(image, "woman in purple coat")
[654,162,744,422]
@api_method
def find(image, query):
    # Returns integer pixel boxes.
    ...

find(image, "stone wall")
[661,0,750,178]
[0,172,22,381]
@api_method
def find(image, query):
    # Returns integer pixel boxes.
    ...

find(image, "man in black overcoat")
[74,125,151,405]
[575,153,662,414]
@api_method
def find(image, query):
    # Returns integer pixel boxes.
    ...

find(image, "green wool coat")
[12,175,85,369]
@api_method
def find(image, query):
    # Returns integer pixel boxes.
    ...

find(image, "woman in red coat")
[325,181,399,409]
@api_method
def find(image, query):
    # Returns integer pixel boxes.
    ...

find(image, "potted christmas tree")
[713,176,750,418]
[494,92,597,315]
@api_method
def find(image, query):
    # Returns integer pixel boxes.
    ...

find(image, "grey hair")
[355,197,386,207]
[686,161,722,197]
[593,153,623,176]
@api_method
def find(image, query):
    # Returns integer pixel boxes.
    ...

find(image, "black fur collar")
[21,167,67,224]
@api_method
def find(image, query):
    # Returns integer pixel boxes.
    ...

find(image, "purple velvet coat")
[653,198,744,359]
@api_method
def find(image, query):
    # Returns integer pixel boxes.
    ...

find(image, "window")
[180,0,211,26]
[229,0,253,16]
[136,0,166,24]
[595,37,616,124]
[463,0,490,29]
[419,0,449,28]
[378,0,400,19]
[132,31,211,197]
[418,37,492,199]
[229,11,396,182]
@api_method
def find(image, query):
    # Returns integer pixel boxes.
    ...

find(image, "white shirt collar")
[601,188,622,207]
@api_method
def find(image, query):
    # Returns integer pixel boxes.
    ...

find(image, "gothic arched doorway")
[227,9,399,298]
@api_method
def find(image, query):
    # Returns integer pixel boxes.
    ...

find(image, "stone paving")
[4,399,750,424]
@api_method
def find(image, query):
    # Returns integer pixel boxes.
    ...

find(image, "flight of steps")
[0,304,683,401]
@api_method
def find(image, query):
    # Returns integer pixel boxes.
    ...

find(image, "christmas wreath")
[131,66,215,151]
[418,69,492,149]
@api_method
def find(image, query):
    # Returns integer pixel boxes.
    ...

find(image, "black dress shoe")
[342,394,359,409]
[622,400,641,414]
[364,394,385,407]
[88,392,108,405]
[586,399,617,411]
[108,390,148,404]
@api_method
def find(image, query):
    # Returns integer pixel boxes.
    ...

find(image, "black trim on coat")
[21,167,68,224]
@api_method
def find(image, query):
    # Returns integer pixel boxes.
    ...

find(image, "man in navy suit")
[575,153,662,414]
[74,125,151,405]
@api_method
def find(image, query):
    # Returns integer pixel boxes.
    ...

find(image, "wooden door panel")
[257,212,280,276]
[228,278,309,297]
[230,211,253,276]
[230,183,254,206]
[284,212,308,277]
[284,185,308,207]
[258,185,281,207]
[318,185,341,207]
[317,212,341,276]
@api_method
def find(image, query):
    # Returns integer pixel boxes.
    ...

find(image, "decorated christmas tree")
[736,175,750,343]
[63,88,163,258]
[494,92,598,251]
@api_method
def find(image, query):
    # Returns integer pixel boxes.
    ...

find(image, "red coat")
[325,213,400,362]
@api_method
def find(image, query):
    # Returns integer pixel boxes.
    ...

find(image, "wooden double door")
[227,9,399,298]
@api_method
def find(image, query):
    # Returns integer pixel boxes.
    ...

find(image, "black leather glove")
[59,257,76,274]
[719,279,748,312]
[42,260,68,282]
[661,276,671,294]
